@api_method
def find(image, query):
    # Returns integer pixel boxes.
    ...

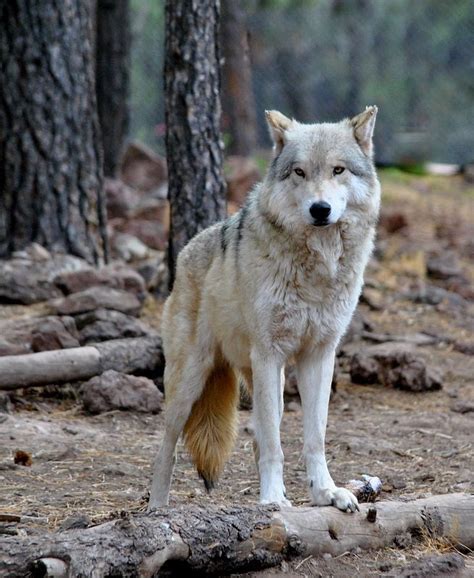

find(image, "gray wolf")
[149,106,380,512]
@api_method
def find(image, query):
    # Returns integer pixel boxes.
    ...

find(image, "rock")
[285,400,300,412]
[129,197,169,225]
[60,514,91,531]
[0,316,79,356]
[120,141,167,193]
[350,352,380,384]
[111,218,167,251]
[111,232,150,262]
[392,553,464,578]
[54,263,146,302]
[350,343,443,392]
[378,209,409,234]
[407,283,467,308]
[427,253,463,280]
[134,254,168,295]
[453,341,474,355]
[450,400,474,414]
[74,308,150,344]
[0,392,12,413]
[81,370,163,414]
[31,317,80,352]
[0,245,89,304]
[225,156,261,206]
[104,178,142,219]
[51,286,142,317]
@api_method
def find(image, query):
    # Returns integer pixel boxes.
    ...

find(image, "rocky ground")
[0,167,473,576]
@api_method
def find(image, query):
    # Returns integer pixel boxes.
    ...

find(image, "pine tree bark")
[0,0,108,264]
[165,0,227,288]
[96,0,131,177]
[221,0,257,156]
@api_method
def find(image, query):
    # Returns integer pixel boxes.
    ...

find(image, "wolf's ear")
[265,110,293,154]
[351,105,378,156]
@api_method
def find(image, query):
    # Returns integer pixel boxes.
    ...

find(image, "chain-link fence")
[130,0,474,165]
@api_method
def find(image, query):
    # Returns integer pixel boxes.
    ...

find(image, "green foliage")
[129,0,473,163]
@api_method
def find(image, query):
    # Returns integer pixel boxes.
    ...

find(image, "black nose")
[309,201,331,222]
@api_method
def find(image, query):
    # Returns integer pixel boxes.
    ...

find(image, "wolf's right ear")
[265,110,293,154]
[351,105,378,157]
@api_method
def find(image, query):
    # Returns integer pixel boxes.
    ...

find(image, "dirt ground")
[0,170,473,576]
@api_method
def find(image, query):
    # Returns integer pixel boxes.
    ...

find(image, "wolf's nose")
[309,201,331,221]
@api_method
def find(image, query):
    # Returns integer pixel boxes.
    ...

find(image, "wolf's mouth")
[312,220,330,227]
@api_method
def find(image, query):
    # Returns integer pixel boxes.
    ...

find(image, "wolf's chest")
[268,255,362,353]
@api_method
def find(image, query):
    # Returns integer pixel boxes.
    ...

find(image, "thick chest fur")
[255,227,371,357]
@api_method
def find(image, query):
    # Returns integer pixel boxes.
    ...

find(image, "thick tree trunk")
[96,0,131,177]
[0,495,472,576]
[0,0,108,264]
[221,0,258,156]
[165,0,227,289]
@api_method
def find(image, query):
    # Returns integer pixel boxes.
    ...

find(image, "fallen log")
[0,336,163,390]
[0,494,472,577]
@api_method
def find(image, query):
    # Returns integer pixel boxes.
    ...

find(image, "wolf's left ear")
[351,105,378,156]
[265,110,293,154]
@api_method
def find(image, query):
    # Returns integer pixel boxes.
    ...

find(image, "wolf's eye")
[294,168,305,178]
[333,166,345,176]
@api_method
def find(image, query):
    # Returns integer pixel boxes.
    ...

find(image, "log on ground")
[0,336,163,390]
[0,494,472,577]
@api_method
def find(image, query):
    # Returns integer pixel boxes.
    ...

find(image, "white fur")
[148,108,380,513]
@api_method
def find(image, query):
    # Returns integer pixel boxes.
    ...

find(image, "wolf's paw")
[311,486,359,513]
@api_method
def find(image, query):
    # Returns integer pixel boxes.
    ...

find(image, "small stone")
[427,253,462,280]
[286,401,300,412]
[60,514,91,531]
[450,400,474,414]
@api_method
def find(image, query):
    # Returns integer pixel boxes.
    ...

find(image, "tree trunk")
[221,0,258,156]
[0,0,108,264]
[165,0,227,289]
[0,495,472,576]
[96,0,131,177]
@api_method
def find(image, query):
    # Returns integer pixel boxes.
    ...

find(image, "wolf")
[148,106,380,512]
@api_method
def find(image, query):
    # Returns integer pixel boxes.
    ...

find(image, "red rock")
[225,156,261,206]
[81,370,163,414]
[120,142,167,193]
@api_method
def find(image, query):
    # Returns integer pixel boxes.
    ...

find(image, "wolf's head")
[260,107,379,232]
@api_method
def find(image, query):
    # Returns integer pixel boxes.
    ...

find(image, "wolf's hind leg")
[296,344,359,513]
[148,360,209,510]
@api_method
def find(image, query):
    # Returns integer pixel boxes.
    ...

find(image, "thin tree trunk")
[165,0,227,289]
[96,0,131,177]
[0,0,108,264]
[221,0,257,156]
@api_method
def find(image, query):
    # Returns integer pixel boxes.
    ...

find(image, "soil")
[0,170,473,576]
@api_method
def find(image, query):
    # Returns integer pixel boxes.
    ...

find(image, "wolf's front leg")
[296,344,359,513]
[251,350,290,506]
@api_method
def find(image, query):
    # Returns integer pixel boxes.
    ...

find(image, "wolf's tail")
[183,362,239,490]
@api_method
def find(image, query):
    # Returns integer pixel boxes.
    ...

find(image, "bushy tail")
[183,363,239,490]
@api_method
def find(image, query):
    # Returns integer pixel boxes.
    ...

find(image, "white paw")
[311,486,359,513]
